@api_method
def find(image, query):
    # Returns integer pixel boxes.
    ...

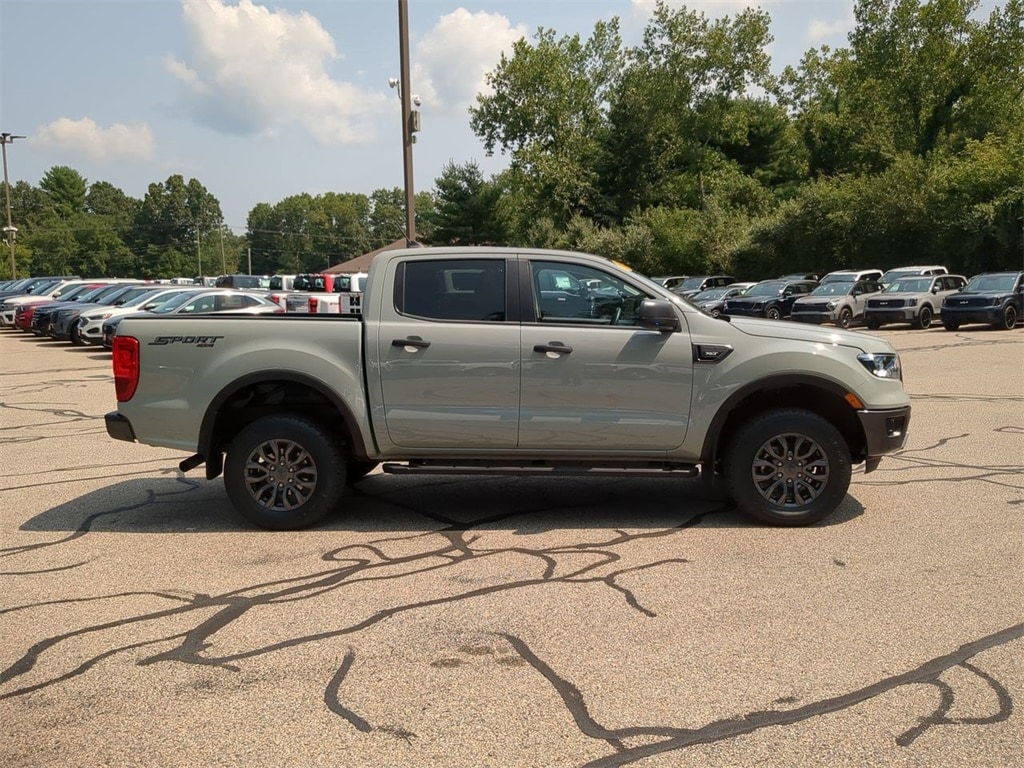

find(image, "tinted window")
[397,259,506,322]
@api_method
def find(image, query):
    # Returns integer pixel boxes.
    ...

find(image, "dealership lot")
[1,326,1021,767]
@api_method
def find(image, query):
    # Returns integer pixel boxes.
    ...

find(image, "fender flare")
[197,370,371,478]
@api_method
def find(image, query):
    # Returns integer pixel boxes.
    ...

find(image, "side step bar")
[381,461,699,479]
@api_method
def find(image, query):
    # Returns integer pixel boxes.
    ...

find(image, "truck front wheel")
[725,409,851,526]
[224,414,347,530]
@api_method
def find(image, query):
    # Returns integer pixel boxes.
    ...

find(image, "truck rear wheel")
[224,414,346,530]
[724,409,851,526]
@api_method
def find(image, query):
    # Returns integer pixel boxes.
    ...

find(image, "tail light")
[308,297,318,312]
[112,336,140,402]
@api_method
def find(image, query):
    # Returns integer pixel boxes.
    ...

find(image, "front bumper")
[105,412,137,443]
[864,308,916,324]
[791,312,831,324]
[857,407,911,471]
[942,307,1001,324]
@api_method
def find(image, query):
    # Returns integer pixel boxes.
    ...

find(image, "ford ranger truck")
[105,247,911,530]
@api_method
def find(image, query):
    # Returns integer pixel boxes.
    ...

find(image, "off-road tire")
[943,318,960,331]
[837,307,853,329]
[865,318,881,331]
[224,414,346,530]
[765,306,782,320]
[724,409,852,527]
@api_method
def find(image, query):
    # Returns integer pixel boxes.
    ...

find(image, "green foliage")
[470,18,624,228]
[39,166,88,218]
[430,161,507,245]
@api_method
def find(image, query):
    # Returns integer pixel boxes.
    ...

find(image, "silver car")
[791,279,883,328]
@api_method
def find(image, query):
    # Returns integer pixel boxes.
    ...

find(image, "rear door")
[518,258,692,451]
[375,256,520,449]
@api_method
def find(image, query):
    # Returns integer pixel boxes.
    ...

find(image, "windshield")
[820,273,856,284]
[151,291,211,313]
[881,269,919,284]
[964,274,1016,292]
[694,287,729,301]
[114,287,163,306]
[810,282,854,296]
[52,284,93,300]
[678,277,706,290]
[745,281,785,297]
[96,286,139,305]
[886,278,932,293]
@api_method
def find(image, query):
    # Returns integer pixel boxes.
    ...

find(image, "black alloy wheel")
[725,408,852,526]
[224,414,346,530]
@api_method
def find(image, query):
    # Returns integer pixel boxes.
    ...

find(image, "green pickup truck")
[106,247,911,530]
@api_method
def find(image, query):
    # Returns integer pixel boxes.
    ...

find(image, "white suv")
[880,265,948,287]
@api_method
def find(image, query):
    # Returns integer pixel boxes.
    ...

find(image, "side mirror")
[637,299,681,333]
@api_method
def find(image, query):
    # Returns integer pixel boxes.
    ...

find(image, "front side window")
[396,259,506,322]
[531,261,649,326]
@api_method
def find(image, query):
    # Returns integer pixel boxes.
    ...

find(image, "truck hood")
[726,316,887,352]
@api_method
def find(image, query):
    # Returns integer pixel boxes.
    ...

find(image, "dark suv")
[722,279,818,320]
[672,274,737,299]
[941,271,1024,331]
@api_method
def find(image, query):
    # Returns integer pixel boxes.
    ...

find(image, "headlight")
[907,298,917,306]
[752,303,764,310]
[858,352,902,380]
[826,301,837,309]
[991,297,1002,306]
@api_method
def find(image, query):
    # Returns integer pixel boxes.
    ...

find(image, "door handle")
[534,342,573,355]
[392,337,431,349]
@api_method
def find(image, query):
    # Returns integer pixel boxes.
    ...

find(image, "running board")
[381,461,699,478]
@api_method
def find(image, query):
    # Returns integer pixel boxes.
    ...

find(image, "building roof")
[323,238,421,274]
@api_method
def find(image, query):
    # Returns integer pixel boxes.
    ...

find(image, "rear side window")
[395,259,506,322]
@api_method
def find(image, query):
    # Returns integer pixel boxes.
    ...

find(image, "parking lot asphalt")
[1,325,1021,768]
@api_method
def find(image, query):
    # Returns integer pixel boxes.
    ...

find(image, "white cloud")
[808,11,855,44]
[413,8,527,114]
[33,118,155,162]
[165,0,388,145]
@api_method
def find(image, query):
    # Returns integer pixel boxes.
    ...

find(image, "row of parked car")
[0,277,285,350]
[654,266,1024,331]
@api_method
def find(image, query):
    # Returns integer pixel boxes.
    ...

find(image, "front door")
[518,259,692,451]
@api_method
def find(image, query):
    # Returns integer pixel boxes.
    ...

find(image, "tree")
[86,181,139,235]
[470,19,624,229]
[599,2,776,219]
[39,166,88,218]
[430,161,507,245]
[132,175,223,276]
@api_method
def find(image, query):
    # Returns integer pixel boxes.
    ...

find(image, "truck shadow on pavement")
[21,473,865,534]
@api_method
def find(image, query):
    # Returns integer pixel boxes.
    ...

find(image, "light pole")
[394,0,418,245]
[1,132,26,280]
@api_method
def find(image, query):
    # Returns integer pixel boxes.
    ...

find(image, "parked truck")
[106,247,911,530]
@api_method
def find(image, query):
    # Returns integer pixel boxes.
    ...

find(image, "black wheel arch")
[700,374,866,475]
[197,371,371,479]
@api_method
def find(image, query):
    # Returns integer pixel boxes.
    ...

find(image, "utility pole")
[1,132,26,280]
[397,0,416,245]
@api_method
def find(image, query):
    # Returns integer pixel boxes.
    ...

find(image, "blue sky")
[0,0,999,232]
